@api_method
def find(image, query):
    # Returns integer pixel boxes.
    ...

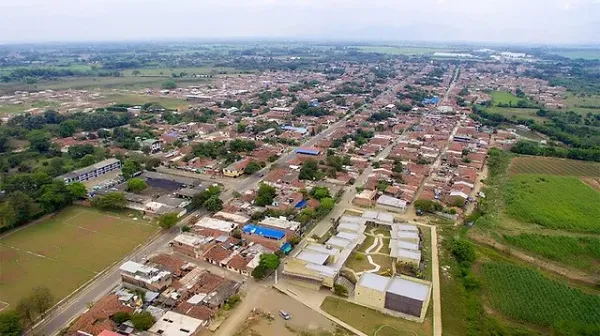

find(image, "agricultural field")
[504,174,600,233]
[491,91,522,105]
[481,261,600,327]
[121,66,239,77]
[101,93,190,110]
[0,100,61,115]
[485,106,545,122]
[353,46,456,55]
[502,233,600,275]
[0,206,158,309]
[509,156,600,177]
[321,296,432,336]
[562,92,600,114]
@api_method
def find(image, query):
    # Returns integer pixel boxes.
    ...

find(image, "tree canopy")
[127,178,148,193]
[254,183,276,206]
[158,213,179,230]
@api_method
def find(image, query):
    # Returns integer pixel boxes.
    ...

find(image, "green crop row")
[481,261,600,327]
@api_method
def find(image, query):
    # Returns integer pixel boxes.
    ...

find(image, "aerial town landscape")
[0,2,600,336]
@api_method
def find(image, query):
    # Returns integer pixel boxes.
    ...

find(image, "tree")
[27,130,51,152]
[127,178,148,193]
[414,199,443,213]
[244,161,262,174]
[392,160,403,173]
[0,310,23,336]
[451,239,476,264]
[317,197,335,216]
[0,203,17,230]
[130,312,156,331]
[132,70,142,76]
[251,265,268,280]
[297,209,315,225]
[311,186,330,200]
[204,195,223,213]
[111,311,131,324]
[162,79,177,90]
[59,119,79,137]
[121,159,141,180]
[333,284,349,297]
[38,181,74,212]
[190,185,221,209]
[255,183,276,206]
[260,253,280,269]
[15,298,35,327]
[299,159,320,180]
[158,213,179,230]
[31,286,54,317]
[67,182,88,199]
[91,192,127,210]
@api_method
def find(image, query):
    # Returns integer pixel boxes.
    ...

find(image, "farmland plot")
[504,175,600,233]
[481,261,600,327]
[509,156,600,177]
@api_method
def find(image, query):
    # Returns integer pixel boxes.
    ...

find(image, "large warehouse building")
[355,273,431,322]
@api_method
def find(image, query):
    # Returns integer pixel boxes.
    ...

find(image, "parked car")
[279,310,291,320]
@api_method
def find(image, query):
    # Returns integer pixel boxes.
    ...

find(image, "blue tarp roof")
[295,199,307,209]
[295,147,320,155]
[242,224,286,240]
[282,126,308,134]
[281,242,292,253]
[421,96,439,105]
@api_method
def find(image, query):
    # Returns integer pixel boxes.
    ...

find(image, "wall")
[355,284,386,309]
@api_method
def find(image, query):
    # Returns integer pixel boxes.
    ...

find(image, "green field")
[481,261,600,327]
[122,66,239,77]
[354,46,456,56]
[485,106,545,122]
[0,100,60,115]
[504,174,600,233]
[563,92,600,114]
[549,50,600,60]
[502,234,600,275]
[491,91,521,105]
[509,156,600,177]
[321,296,431,336]
[0,206,158,308]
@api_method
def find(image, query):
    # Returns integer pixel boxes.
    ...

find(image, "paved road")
[34,115,350,336]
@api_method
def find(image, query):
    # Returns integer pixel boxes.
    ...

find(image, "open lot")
[491,91,521,105]
[232,289,345,336]
[0,206,158,309]
[509,156,600,177]
[562,92,600,114]
[485,106,545,122]
[504,174,600,233]
[101,93,190,110]
[321,296,432,336]
[122,66,239,77]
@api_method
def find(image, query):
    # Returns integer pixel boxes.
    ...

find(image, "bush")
[451,239,477,264]
[130,312,156,331]
[227,295,241,307]
[111,311,131,324]
[333,284,349,297]
[181,225,191,232]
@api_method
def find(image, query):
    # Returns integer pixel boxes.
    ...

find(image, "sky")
[0,0,599,44]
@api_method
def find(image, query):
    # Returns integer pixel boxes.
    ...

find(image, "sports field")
[0,206,158,309]
[509,156,600,177]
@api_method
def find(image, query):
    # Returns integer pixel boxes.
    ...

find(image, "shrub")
[111,311,131,324]
[333,284,348,297]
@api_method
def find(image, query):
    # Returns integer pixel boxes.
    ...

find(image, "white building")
[149,311,206,336]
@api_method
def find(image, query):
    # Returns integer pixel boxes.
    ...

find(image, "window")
[179,329,190,333]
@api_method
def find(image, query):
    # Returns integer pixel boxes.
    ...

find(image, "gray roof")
[143,171,200,186]
[358,273,389,292]
[296,250,329,265]
[386,277,430,302]
[57,158,120,180]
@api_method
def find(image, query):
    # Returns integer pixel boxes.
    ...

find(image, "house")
[376,195,408,213]
[242,224,286,247]
[171,234,215,259]
[57,158,121,184]
[148,311,205,336]
[355,273,432,321]
[353,189,377,207]
[67,295,133,336]
[119,261,172,292]
[141,139,162,153]
[223,158,250,177]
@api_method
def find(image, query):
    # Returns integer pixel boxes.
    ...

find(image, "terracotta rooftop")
[67,295,133,336]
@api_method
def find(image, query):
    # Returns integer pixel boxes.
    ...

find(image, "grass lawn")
[502,233,600,275]
[480,261,600,327]
[0,206,158,308]
[420,226,433,281]
[0,100,61,115]
[346,253,373,272]
[321,296,432,336]
[509,156,600,177]
[485,106,545,122]
[357,235,375,253]
[491,91,521,105]
[562,92,600,114]
[504,174,600,233]
[122,66,238,77]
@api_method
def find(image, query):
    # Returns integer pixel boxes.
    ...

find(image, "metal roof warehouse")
[242,224,286,240]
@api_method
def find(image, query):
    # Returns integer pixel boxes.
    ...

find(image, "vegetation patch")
[502,233,600,275]
[481,261,600,327]
[320,296,431,336]
[509,156,600,177]
[504,174,600,233]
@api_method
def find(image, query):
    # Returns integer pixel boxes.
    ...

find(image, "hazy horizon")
[1,0,599,45]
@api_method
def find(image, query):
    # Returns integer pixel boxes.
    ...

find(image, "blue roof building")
[242,224,286,241]
[421,96,439,105]
[295,147,321,156]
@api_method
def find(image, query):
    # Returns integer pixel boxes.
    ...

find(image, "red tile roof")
[67,295,133,336]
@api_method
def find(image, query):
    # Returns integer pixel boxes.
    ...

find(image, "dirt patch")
[581,177,600,191]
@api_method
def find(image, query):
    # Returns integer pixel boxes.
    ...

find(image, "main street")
[34,114,349,336]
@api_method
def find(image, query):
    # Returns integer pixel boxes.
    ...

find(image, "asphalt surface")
[33,115,349,336]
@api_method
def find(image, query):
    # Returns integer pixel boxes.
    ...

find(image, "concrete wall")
[355,284,386,309]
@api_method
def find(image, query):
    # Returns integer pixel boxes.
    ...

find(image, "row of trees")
[0,286,54,335]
